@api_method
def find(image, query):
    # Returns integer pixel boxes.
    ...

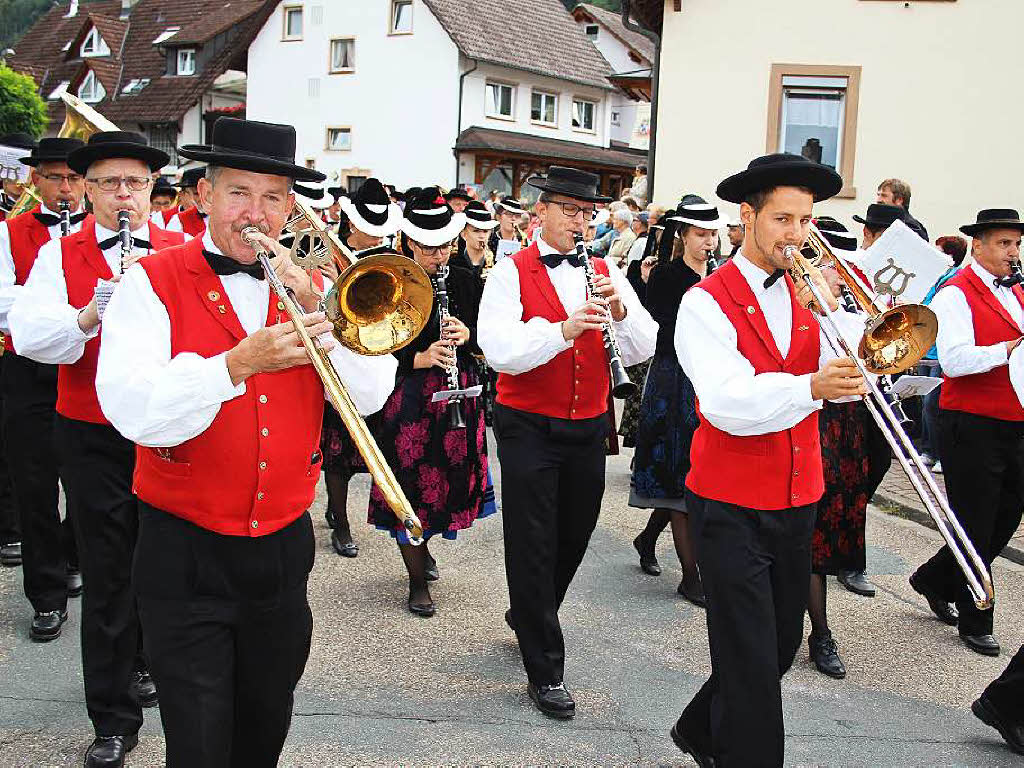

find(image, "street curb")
[875,492,1024,568]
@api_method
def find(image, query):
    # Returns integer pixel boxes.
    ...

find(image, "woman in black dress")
[368,190,496,617]
[629,196,725,606]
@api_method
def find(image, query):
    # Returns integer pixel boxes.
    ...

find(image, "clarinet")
[1004,260,1024,287]
[573,234,637,399]
[116,209,132,274]
[705,249,718,273]
[58,200,71,237]
[434,264,467,428]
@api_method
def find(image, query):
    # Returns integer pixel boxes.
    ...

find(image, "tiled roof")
[422,0,613,89]
[86,13,129,57]
[572,3,655,65]
[172,2,266,45]
[455,126,646,170]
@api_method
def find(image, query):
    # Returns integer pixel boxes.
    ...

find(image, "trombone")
[788,226,995,610]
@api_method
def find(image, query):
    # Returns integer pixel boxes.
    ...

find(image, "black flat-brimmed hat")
[495,196,526,216]
[445,187,472,203]
[340,177,402,237]
[853,203,906,229]
[399,189,466,246]
[151,177,176,197]
[463,200,498,231]
[814,215,857,252]
[294,180,326,201]
[178,118,324,182]
[960,209,1024,237]
[668,194,727,229]
[174,166,205,189]
[67,131,168,174]
[20,137,85,166]
[327,184,346,201]
[717,153,843,204]
[2,133,39,151]
[526,165,612,204]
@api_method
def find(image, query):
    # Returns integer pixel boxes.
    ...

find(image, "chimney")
[65,0,79,18]
[120,0,141,19]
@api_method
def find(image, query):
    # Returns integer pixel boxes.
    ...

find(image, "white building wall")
[180,103,202,145]
[654,0,1024,238]
[586,26,641,74]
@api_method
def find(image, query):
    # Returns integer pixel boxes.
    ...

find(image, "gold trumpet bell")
[858,303,938,374]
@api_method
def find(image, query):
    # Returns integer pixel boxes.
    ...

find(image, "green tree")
[0,65,47,137]
[0,0,54,52]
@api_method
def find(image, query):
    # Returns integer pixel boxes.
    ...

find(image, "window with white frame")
[777,75,848,170]
[326,127,352,151]
[330,38,355,73]
[80,26,110,57]
[486,82,514,120]
[531,90,557,126]
[610,110,621,126]
[78,70,105,103]
[572,98,596,132]
[176,48,196,76]
[283,5,303,40]
[390,0,412,34]
[585,24,599,40]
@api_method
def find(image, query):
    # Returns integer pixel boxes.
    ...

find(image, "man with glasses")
[479,166,656,719]
[10,131,184,768]
[0,137,88,646]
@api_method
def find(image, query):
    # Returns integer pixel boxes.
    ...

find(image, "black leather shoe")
[84,733,138,768]
[677,577,706,609]
[132,670,158,708]
[408,594,435,618]
[632,533,661,576]
[30,609,67,642]
[425,552,439,582]
[670,723,716,768]
[504,608,515,632]
[330,529,359,558]
[909,573,959,626]
[528,682,575,719]
[809,631,847,679]
[838,570,876,597]
[960,633,1000,657]
[0,541,21,566]
[972,694,1024,755]
[66,568,83,598]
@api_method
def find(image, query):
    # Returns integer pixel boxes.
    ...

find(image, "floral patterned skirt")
[368,366,497,543]
[617,360,651,448]
[320,404,368,475]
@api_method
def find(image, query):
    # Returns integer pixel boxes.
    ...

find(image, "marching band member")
[479,166,656,719]
[10,131,183,768]
[671,154,867,767]
[164,166,207,236]
[445,186,472,213]
[95,117,397,767]
[0,133,37,222]
[0,137,87,641]
[149,176,178,228]
[487,195,528,255]
[973,644,1024,755]
[368,190,494,617]
[910,208,1024,657]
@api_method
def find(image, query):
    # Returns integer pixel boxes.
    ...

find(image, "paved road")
[1,438,1022,766]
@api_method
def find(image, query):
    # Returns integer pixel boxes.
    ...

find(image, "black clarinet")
[573,234,637,399]
[117,209,132,274]
[58,200,71,237]
[705,249,718,273]
[434,264,467,428]
[1004,260,1024,287]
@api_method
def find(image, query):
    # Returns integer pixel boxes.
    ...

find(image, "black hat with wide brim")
[853,203,906,229]
[399,189,467,246]
[19,137,84,166]
[445,187,472,203]
[463,200,498,230]
[178,117,324,183]
[717,153,843,204]
[1,132,38,151]
[67,131,168,174]
[960,208,1024,237]
[526,165,612,204]
[340,177,403,237]
[814,216,857,252]
[174,166,205,189]
[151,176,176,197]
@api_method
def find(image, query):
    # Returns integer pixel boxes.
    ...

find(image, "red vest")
[686,260,824,510]
[495,242,610,419]
[177,205,207,237]
[57,221,185,423]
[939,267,1024,421]
[133,237,326,537]
[157,208,177,227]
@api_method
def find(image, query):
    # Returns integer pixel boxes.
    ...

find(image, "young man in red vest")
[164,165,207,236]
[671,154,869,768]
[0,137,88,642]
[479,166,657,719]
[910,208,1024,659]
[9,131,184,768]
[96,118,397,767]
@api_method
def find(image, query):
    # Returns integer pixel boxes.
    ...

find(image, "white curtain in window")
[572,101,581,127]
[785,92,841,127]
[332,40,353,70]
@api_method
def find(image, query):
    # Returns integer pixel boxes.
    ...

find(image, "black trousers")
[676,491,816,768]
[493,403,607,687]
[0,355,18,546]
[3,353,76,612]
[54,415,142,737]
[915,410,1024,636]
[134,503,315,768]
[984,644,1024,722]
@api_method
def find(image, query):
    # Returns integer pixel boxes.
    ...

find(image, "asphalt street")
[0,434,1022,767]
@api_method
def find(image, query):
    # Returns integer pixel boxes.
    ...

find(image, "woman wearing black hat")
[367,190,495,617]
[487,196,528,255]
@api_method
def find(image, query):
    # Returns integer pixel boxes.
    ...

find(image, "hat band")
[364,203,387,214]
[209,143,297,165]
[677,206,721,223]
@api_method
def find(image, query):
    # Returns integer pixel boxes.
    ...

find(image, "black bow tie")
[203,250,265,280]
[763,268,786,288]
[995,275,1023,288]
[540,251,584,269]
[34,211,87,228]
[97,234,151,251]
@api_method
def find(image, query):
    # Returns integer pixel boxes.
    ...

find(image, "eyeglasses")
[85,176,153,192]
[413,241,455,257]
[552,201,596,219]
[39,173,83,184]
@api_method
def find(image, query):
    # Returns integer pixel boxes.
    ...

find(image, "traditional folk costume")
[148,176,178,229]
[487,195,528,256]
[973,644,1024,755]
[95,119,396,767]
[479,167,656,717]
[164,167,207,236]
[0,138,87,638]
[910,209,1024,658]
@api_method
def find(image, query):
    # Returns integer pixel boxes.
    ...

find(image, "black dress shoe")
[330,529,359,558]
[909,572,959,626]
[30,609,67,642]
[0,541,21,566]
[408,595,435,618]
[677,577,706,608]
[425,552,439,582]
[838,570,876,597]
[632,534,661,576]
[504,608,515,632]
[809,631,847,679]
[960,633,1000,657]
[84,733,138,768]
[972,694,1024,755]
[132,670,158,708]
[66,568,83,598]
[528,682,575,719]
[670,723,716,768]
